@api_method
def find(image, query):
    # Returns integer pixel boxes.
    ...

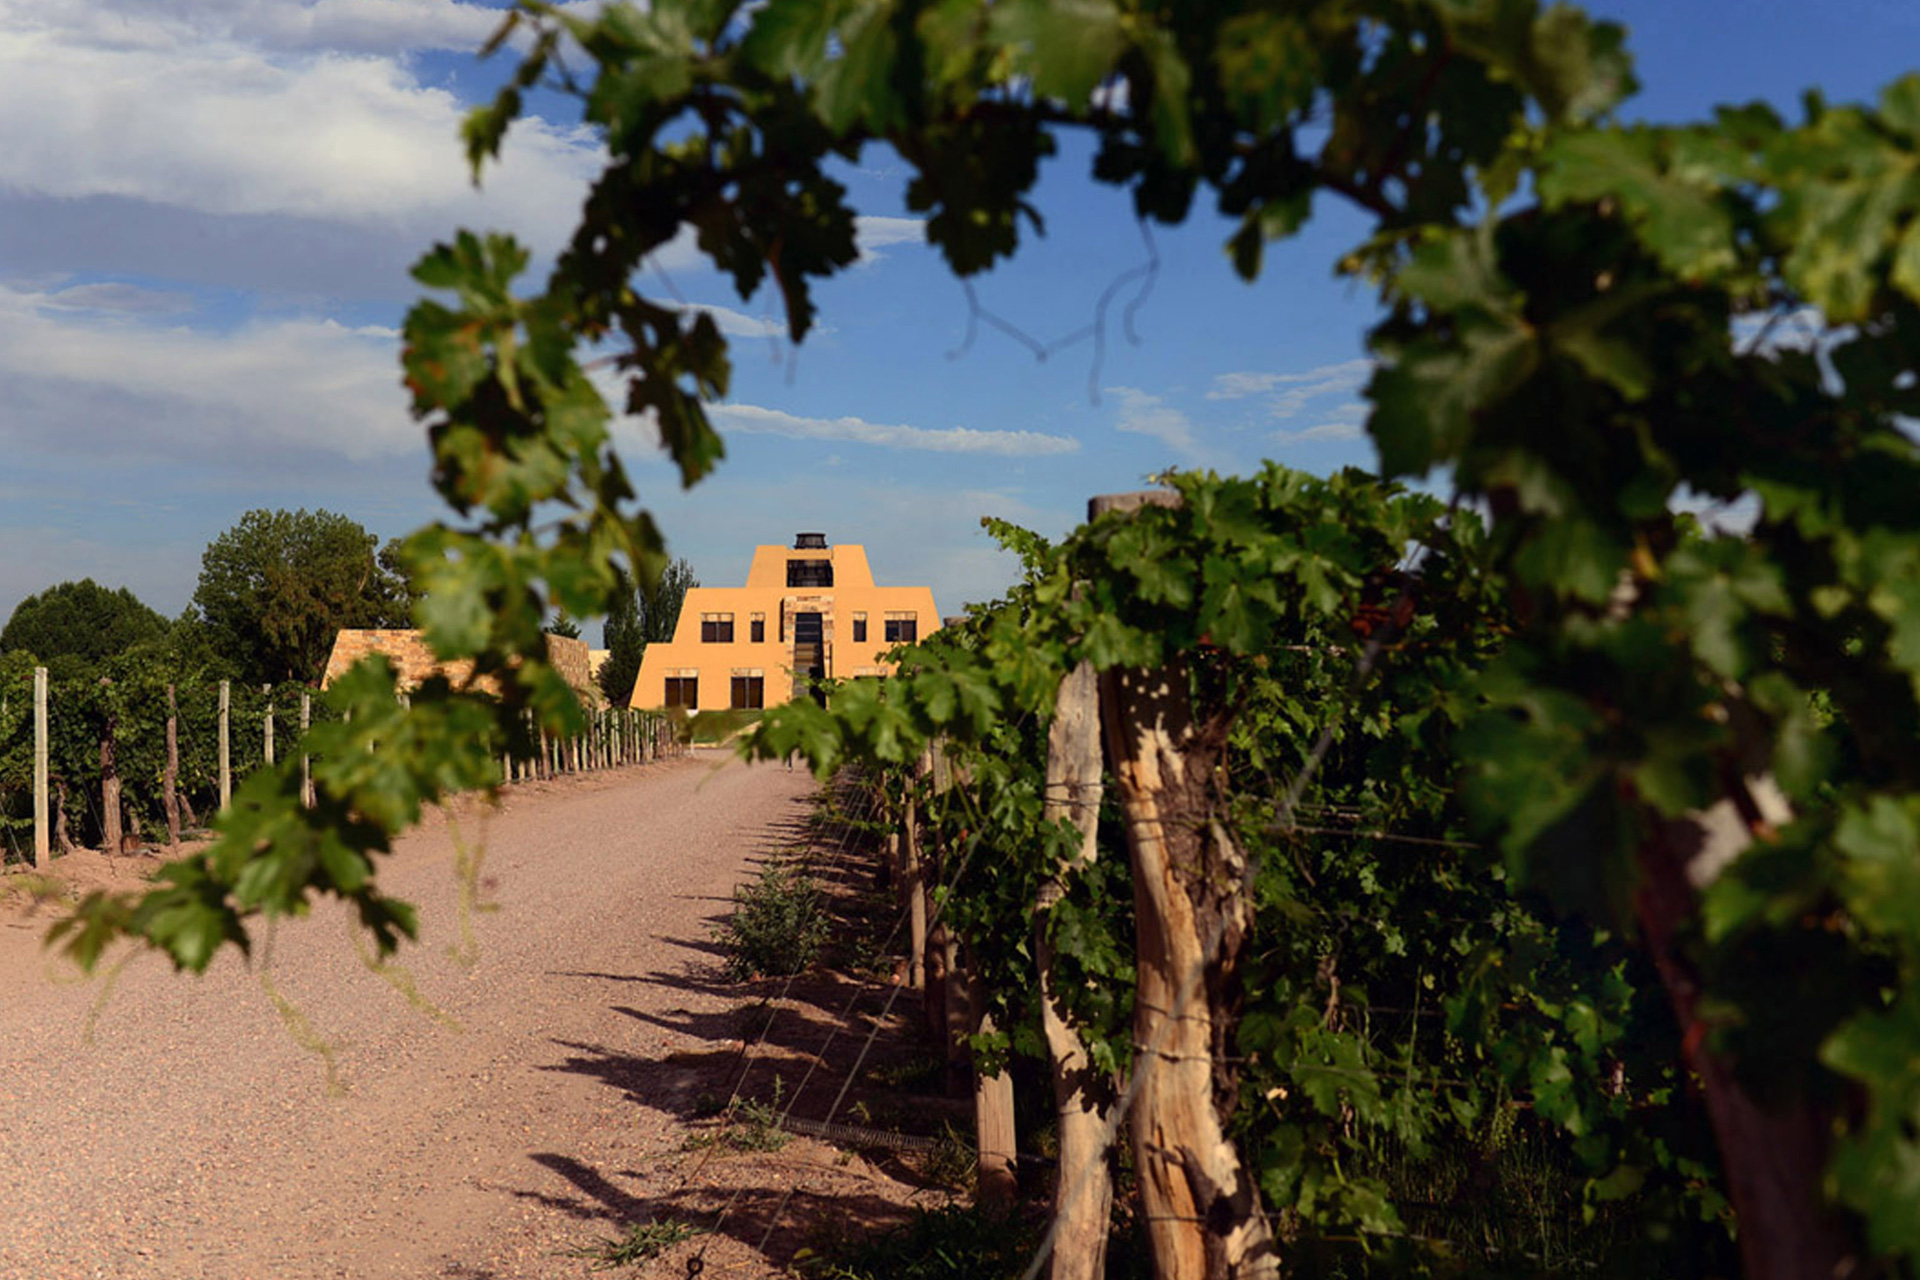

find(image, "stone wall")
[322,629,599,706]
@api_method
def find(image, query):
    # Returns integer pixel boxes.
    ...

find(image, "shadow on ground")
[520,783,973,1274]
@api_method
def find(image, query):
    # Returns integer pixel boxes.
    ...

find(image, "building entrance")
[792,611,826,705]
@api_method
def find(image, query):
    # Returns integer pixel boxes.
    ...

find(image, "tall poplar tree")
[597,557,696,705]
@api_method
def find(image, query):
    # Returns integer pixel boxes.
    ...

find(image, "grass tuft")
[562,1218,704,1270]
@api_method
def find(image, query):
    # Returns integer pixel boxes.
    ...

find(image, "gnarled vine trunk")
[1102,660,1276,1280]
[1639,777,1854,1280]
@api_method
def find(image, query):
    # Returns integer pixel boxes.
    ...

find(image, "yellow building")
[630,533,940,711]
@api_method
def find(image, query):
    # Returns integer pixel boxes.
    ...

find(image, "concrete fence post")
[218,680,231,810]
[32,666,48,869]
[165,684,182,851]
[300,692,312,809]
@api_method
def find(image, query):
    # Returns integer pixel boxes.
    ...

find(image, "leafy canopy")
[192,509,411,686]
[1,579,167,679]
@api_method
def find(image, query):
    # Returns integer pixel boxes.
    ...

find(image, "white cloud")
[707,403,1079,457]
[0,282,414,465]
[855,216,925,249]
[1207,358,1373,416]
[854,215,925,261]
[677,303,790,341]
[41,282,196,315]
[1106,386,1203,461]
[1208,371,1287,400]
[1274,402,1367,445]
[0,9,602,246]
[3,0,607,57]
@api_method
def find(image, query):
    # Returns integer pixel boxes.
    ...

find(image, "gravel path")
[0,751,819,1279]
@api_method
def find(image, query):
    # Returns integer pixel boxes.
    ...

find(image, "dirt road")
[0,752,819,1279]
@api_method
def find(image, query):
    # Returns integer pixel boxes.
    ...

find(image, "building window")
[884,613,918,644]
[852,613,867,643]
[750,613,765,643]
[787,559,833,588]
[665,675,698,710]
[700,612,734,643]
[730,670,765,709]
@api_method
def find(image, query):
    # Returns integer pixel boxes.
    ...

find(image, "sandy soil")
[0,751,945,1279]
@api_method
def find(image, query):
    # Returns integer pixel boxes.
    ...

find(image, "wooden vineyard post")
[99,678,122,856]
[903,782,926,991]
[1093,490,1277,1280]
[300,692,312,809]
[971,971,1019,1207]
[264,691,275,766]
[1037,653,1115,1280]
[218,680,231,810]
[932,747,970,1096]
[32,666,49,869]
[164,684,181,851]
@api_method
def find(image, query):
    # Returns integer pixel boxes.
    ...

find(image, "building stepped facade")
[630,533,940,711]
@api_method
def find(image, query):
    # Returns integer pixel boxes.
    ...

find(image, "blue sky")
[2,0,1915,636]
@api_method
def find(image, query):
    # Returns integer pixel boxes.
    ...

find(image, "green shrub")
[716,864,829,980]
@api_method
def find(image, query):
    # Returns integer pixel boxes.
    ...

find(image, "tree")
[597,557,696,705]
[0,579,167,678]
[53,7,1920,1277]
[192,509,410,686]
